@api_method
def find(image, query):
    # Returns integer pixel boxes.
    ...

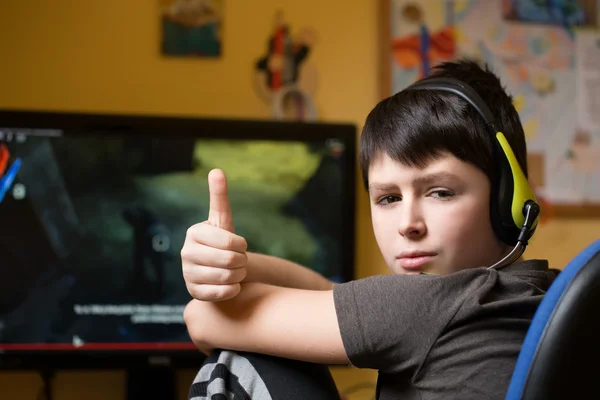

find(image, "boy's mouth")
[396,251,437,270]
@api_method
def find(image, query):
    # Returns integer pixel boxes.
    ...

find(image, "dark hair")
[359,59,527,189]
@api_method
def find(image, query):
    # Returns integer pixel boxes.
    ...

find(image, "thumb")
[207,168,235,233]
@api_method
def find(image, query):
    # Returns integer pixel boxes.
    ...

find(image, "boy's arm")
[182,223,334,302]
[184,282,347,364]
[182,168,333,303]
[245,252,334,290]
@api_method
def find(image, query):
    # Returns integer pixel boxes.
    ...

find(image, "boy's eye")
[429,190,455,200]
[377,195,401,205]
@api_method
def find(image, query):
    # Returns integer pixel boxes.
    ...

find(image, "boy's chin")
[389,260,440,276]
[390,265,431,275]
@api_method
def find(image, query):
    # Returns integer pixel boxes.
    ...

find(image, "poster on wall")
[160,0,223,57]
[381,0,600,217]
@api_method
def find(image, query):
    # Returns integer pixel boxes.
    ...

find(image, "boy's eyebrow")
[368,183,399,193]
[368,172,463,193]
[412,172,463,186]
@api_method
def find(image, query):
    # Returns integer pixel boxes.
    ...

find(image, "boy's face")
[368,152,508,275]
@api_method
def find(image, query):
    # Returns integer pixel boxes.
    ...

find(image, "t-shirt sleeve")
[333,273,473,373]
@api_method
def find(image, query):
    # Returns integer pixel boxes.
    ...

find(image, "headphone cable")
[488,200,540,271]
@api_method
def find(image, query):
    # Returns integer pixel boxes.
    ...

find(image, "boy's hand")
[181,169,248,302]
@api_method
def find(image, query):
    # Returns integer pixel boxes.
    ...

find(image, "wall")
[0,0,381,398]
[0,1,598,399]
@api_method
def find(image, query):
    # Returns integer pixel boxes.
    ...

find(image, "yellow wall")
[0,1,598,399]
[0,1,381,399]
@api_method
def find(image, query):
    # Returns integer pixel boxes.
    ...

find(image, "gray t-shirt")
[333,259,557,400]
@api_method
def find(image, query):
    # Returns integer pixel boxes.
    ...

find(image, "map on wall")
[385,0,600,214]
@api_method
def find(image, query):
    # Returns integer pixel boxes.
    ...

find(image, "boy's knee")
[189,349,272,400]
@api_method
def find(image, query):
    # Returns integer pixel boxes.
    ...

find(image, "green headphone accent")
[404,77,540,246]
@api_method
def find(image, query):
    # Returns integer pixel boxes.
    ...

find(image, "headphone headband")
[405,77,497,131]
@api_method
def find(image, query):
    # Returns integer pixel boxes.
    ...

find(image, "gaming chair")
[505,239,600,399]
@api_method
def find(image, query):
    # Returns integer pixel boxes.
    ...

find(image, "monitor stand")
[126,365,176,400]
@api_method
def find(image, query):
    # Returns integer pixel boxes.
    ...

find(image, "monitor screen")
[0,111,356,368]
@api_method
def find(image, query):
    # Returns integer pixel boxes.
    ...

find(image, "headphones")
[403,77,541,269]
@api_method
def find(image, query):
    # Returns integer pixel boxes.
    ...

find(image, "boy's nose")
[397,200,426,239]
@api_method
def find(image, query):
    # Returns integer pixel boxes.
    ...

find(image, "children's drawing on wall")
[456,0,600,208]
[253,11,319,122]
[390,1,456,87]
[524,152,557,223]
[384,0,600,212]
[551,130,600,203]
[161,0,223,57]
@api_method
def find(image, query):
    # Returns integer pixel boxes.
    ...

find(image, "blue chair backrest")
[505,239,600,400]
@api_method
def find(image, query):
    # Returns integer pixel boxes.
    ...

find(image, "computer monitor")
[0,110,357,376]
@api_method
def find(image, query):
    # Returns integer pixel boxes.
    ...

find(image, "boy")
[181,60,558,399]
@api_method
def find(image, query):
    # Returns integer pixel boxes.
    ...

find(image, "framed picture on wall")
[380,0,600,218]
[160,0,224,57]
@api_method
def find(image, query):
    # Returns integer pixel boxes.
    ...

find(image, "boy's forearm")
[243,252,334,291]
[184,282,347,364]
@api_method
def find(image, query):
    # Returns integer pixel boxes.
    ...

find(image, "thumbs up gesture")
[182,169,248,301]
